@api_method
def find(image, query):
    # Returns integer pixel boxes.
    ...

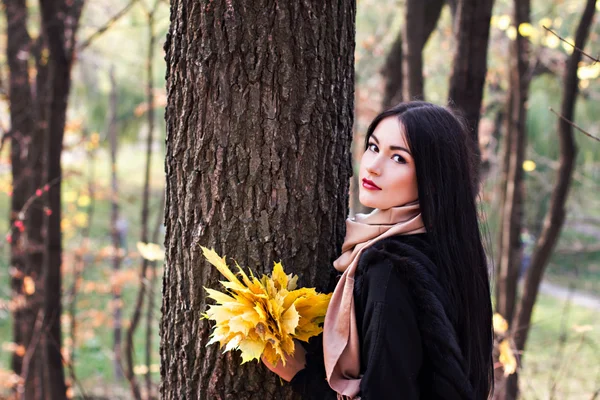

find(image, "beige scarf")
[323,201,426,399]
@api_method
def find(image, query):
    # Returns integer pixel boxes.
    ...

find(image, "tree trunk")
[144,4,160,398]
[146,190,165,400]
[5,0,82,397]
[3,1,44,397]
[507,0,597,398]
[380,0,445,110]
[39,0,84,398]
[402,0,426,100]
[447,0,494,176]
[381,34,404,110]
[495,0,531,330]
[125,2,161,397]
[108,67,124,382]
[493,0,530,397]
[66,128,97,388]
[160,1,355,399]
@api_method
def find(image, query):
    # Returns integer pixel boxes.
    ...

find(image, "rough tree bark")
[381,0,445,110]
[447,0,494,174]
[506,0,597,398]
[160,1,355,399]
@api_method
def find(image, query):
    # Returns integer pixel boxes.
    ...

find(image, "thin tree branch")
[77,0,139,51]
[550,107,600,143]
[543,25,600,63]
[18,309,45,396]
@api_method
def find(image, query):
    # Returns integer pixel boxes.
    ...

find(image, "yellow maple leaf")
[493,313,509,335]
[498,339,517,376]
[201,247,245,290]
[238,337,266,364]
[281,304,300,336]
[200,246,332,366]
[262,342,280,365]
[136,242,164,261]
[272,262,288,290]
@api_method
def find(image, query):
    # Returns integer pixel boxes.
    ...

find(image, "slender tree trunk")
[39,0,84,398]
[67,132,97,388]
[380,0,444,110]
[447,0,494,177]
[3,1,43,397]
[107,67,124,382]
[495,0,531,329]
[403,0,426,100]
[5,0,82,397]
[28,35,51,400]
[381,34,404,110]
[507,1,597,398]
[493,1,531,397]
[143,3,160,397]
[160,1,355,398]
[125,3,161,398]
[146,191,165,399]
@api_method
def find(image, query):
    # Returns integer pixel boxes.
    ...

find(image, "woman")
[263,101,494,399]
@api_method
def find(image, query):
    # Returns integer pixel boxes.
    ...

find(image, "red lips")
[362,178,381,190]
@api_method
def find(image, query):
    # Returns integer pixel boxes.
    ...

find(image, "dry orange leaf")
[23,276,35,295]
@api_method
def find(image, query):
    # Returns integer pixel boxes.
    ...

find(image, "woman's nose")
[365,158,381,176]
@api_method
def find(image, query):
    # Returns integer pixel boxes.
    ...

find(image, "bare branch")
[139,0,162,15]
[550,107,600,143]
[543,25,600,63]
[77,0,139,52]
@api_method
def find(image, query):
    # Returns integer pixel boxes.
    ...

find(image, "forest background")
[0,0,599,399]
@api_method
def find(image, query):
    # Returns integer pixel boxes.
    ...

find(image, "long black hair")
[364,101,494,398]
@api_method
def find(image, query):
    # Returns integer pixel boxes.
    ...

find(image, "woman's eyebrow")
[371,134,412,155]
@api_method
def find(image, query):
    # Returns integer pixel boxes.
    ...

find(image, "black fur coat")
[290,233,476,400]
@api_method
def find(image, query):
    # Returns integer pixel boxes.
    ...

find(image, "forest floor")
[540,280,600,310]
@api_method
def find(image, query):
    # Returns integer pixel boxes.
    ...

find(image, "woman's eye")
[392,154,406,164]
[368,143,378,152]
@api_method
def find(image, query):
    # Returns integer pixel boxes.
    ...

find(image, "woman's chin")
[358,193,378,209]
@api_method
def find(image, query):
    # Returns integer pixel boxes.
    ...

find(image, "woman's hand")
[261,342,307,382]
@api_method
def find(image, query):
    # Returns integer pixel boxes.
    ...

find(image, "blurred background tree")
[0,0,598,399]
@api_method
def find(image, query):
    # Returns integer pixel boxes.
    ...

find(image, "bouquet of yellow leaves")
[200,246,332,366]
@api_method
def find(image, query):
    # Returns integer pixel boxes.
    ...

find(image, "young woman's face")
[358,117,418,210]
